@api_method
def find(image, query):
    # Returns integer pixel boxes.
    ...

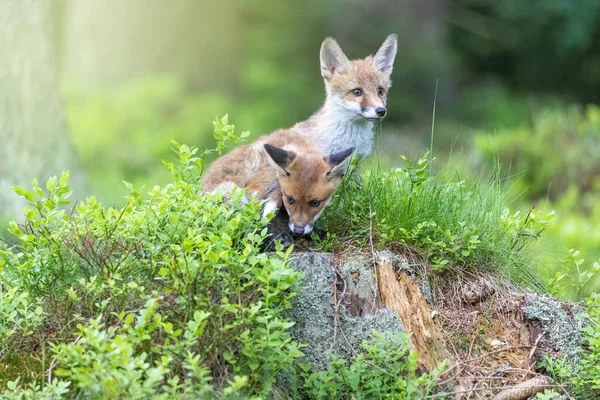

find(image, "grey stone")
[287,252,404,370]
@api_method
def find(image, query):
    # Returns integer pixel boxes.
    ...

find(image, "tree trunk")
[0,0,87,218]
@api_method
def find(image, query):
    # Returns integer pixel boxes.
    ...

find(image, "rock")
[522,293,585,363]
[337,254,380,315]
[287,252,403,370]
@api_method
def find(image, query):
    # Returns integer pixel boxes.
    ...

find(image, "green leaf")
[13,187,35,201]
[59,170,70,187]
[8,221,24,238]
[46,176,58,192]
[222,232,233,246]
[124,313,135,326]
[25,208,37,220]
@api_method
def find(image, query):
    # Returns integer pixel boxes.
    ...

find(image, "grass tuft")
[319,153,553,286]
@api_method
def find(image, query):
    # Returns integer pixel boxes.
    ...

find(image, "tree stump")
[374,253,452,370]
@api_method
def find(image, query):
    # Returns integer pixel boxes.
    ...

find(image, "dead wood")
[374,252,453,370]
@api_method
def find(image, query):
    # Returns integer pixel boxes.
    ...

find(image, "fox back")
[294,34,398,160]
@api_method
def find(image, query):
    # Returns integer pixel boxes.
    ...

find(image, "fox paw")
[261,232,293,252]
[261,222,294,252]
[279,231,294,248]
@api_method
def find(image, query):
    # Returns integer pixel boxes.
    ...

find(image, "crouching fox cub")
[200,129,353,246]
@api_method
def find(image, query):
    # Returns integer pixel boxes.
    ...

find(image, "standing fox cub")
[295,34,398,160]
[201,129,353,240]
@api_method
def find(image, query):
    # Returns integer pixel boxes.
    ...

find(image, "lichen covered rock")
[287,252,403,370]
[522,293,585,362]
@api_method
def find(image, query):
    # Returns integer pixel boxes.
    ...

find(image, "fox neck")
[302,97,374,160]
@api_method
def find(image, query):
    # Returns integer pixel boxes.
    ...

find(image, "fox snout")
[289,220,313,235]
[361,106,387,120]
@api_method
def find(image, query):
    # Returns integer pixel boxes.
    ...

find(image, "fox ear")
[264,144,296,176]
[320,37,350,79]
[372,34,397,76]
[325,147,354,180]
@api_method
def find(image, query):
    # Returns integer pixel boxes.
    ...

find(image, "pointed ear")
[264,144,296,176]
[372,34,397,75]
[320,37,351,79]
[325,147,354,180]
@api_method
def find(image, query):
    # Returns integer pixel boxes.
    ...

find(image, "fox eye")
[378,87,385,96]
[287,196,295,205]
[352,88,363,97]
[309,200,321,208]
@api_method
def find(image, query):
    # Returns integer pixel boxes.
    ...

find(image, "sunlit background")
[2,0,600,297]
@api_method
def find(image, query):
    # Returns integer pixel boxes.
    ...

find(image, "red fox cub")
[200,129,354,238]
[294,34,398,161]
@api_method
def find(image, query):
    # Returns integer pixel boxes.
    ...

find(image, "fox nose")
[375,107,387,117]
[292,226,305,235]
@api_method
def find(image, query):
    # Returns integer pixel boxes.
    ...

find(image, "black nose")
[292,226,305,235]
[375,107,387,117]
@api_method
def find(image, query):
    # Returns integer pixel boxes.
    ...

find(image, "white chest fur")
[322,119,374,161]
[299,105,375,160]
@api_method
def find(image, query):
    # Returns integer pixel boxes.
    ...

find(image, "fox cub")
[200,34,395,246]
[294,34,398,160]
[201,129,353,243]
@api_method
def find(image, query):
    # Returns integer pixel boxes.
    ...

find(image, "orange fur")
[200,129,352,234]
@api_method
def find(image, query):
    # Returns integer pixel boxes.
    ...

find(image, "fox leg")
[262,212,293,251]
[261,197,281,218]
[260,188,294,250]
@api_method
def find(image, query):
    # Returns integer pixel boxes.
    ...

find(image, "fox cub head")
[320,34,397,121]
[264,144,354,235]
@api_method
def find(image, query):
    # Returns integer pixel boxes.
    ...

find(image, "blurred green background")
[2,0,600,297]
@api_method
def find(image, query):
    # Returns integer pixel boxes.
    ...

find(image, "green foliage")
[577,295,600,394]
[540,294,600,398]
[475,105,600,297]
[321,153,550,278]
[0,286,44,352]
[0,378,71,399]
[0,127,302,397]
[474,105,600,201]
[535,389,561,399]
[450,0,600,102]
[66,77,234,204]
[540,188,600,298]
[548,249,600,301]
[309,231,338,252]
[0,115,448,397]
[299,331,443,400]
